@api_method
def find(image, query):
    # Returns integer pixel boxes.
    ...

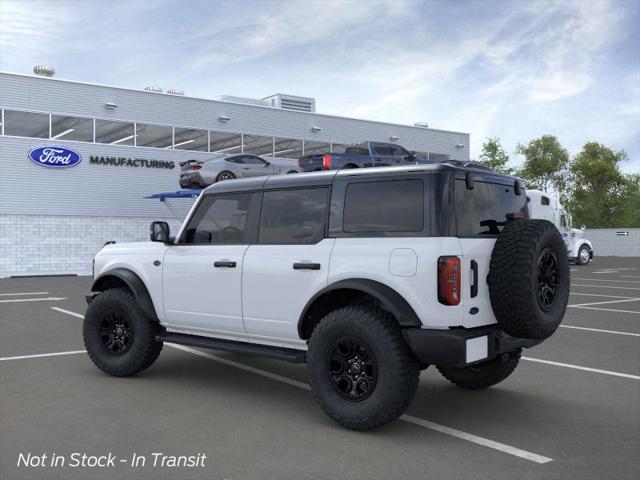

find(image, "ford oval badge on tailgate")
[28,146,82,168]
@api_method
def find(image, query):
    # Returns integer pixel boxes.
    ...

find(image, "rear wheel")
[307,305,419,431]
[83,288,163,376]
[216,171,235,182]
[437,350,521,389]
[576,245,590,265]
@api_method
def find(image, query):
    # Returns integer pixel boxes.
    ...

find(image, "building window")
[95,119,135,145]
[135,123,173,148]
[210,131,243,154]
[244,134,274,157]
[51,114,94,142]
[273,137,303,159]
[343,180,424,233]
[3,110,49,138]
[303,140,331,156]
[174,127,208,151]
[259,188,329,244]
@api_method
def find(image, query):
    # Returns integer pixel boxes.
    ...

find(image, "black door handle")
[470,260,478,298]
[214,261,236,268]
[293,262,321,270]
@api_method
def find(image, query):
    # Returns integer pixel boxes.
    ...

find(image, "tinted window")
[259,188,329,244]
[455,180,528,236]
[51,114,93,142]
[4,110,49,138]
[95,119,135,145]
[243,155,266,165]
[343,180,424,233]
[541,196,550,205]
[136,123,172,148]
[345,147,369,156]
[182,193,254,244]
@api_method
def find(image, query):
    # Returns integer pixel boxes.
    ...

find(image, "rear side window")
[181,193,254,244]
[259,188,329,244]
[455,180,527,236]
[343,180,424,233]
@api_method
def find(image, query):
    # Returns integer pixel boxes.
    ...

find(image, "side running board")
[156,332,307,363]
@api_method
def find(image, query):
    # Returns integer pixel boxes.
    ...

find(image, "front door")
[242,187,333,343]
[238,155,274,177]
[162,192,259,335]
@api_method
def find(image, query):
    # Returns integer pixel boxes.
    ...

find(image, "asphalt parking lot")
[1,257,639,480]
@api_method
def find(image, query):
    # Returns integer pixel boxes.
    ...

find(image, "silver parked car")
[179,154,300,188]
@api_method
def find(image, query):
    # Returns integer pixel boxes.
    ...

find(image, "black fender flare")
[91,268,158,320]
[297,278,422,338]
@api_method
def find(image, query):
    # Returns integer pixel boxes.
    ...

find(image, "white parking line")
[560,325,640,337]
[401,415,552,464]
[573,278,640,284]
[0,297,67,303]
[570,292,638,299]
[569,298,640,308]
[0,291,49,296]
[569,306,640,315]
[168,343,552,464]
[0,350,86,362]
[572,284,640,291]
[522,357,640,380]
[593,271,619,274]
[620,276,640,279]
[51,307,85,318]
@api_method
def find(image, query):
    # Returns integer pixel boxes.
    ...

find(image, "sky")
[1,0,638,172]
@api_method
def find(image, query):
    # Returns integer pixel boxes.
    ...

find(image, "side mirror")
[150,221,170,243]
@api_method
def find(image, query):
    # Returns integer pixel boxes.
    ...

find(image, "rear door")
[242,187,334,344]
[455,178,528,328]
[162,192,259,335]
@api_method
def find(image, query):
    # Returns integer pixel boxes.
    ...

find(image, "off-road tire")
[437,350,521,389]
[576,245,590,266]
[307,305,420,431]
[488,219,570,340]
[83,288,163,376]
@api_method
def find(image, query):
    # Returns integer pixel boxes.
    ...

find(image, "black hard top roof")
[202,163,518,195]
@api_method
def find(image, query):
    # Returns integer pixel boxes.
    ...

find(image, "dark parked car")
[298,141,428,171]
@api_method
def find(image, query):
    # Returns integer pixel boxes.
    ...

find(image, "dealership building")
[0,69,470,277]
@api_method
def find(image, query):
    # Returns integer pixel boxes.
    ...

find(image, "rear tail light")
[297,158,301,168]
[191,164,202,171]
[438,256,461,305]
[322,154,332,170]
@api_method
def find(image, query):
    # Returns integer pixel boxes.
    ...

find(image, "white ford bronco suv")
[85,164,569,430]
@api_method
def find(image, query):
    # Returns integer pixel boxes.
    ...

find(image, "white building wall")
[0,215,184,277]
[586,228,640,257]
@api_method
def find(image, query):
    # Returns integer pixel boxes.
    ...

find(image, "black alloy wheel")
[328,337,378,401]
[99,309,133,355]
[537,247,559,310]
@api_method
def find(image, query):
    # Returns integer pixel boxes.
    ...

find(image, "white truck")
[526,190,594,265]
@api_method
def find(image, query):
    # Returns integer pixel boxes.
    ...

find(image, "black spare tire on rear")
[488,219,569,340]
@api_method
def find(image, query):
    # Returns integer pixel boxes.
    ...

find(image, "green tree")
[566,142,630,228]
[515,135,569,193]
[478,137,513,174]
[618,174,640,227]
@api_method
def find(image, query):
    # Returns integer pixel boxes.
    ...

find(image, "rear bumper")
[179,172,206,188]
[402,324,542,368]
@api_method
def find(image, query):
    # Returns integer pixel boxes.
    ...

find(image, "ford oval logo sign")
[28,146,82,168]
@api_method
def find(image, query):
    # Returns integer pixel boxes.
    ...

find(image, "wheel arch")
[91,268,158,320]
[297,278,422,339]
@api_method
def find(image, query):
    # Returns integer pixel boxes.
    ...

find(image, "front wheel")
[307,305,419,431]
[576,245,591,265]
[83,288,163,376]
[437,350,521,389]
